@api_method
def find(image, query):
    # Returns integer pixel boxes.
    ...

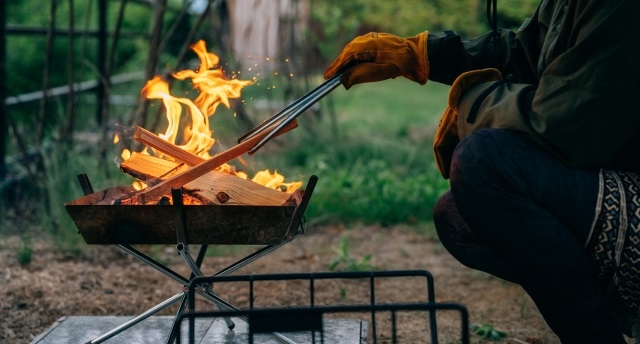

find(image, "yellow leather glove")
[324,32,429,89]
[434,68,502,179]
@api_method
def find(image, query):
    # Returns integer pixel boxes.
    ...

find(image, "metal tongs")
[238,72,343,154]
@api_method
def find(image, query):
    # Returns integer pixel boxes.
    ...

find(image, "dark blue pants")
[433,129,625,344]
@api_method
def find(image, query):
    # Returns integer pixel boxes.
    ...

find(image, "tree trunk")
[62,0,76,146]
[37,0,58,146]
[0,0,6,180]
[131,0,166,128]
[215,0,254,131]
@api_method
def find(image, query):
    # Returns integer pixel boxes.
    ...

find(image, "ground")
[1,223,634,343]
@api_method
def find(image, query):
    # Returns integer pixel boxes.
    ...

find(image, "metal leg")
[117,244,188,285]
[75,175,311,344]
[214,242,291,277]
[172,188,235,331]
[165,294,189,344]
[87,293,184,344]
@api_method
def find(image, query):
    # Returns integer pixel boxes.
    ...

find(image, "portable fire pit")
[64,173,317,344]
[58,45,355,343]
[66,175,310,246]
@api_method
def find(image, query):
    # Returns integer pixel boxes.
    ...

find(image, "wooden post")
[0,0,6,180]
[62,0,76,145]
[96,0,107,126]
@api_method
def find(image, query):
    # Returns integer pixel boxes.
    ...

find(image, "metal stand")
[76,174,318,344]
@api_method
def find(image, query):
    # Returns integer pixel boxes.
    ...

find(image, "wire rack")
[176,270,469,344]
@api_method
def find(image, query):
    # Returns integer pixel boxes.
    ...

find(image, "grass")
[37,142,132,256]
[328,236,377,272]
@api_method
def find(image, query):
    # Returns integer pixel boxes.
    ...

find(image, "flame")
[132,180,147,191]
[173,40,253,117]
[142,76,215,159]
[252,170,302,193]
[122,40,300,194]
[121,148,131,161]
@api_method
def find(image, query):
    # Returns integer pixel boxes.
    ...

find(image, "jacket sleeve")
[427,18,542,85]
[445,0,640,168]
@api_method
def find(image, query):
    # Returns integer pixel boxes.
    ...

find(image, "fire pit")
[65,179,308,246]
[63,173,317,344]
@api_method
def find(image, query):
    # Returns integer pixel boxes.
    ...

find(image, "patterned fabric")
[587,169,640,320]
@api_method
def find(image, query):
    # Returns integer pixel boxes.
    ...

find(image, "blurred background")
[0,0,539,255]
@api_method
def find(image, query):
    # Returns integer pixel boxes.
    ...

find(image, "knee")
[433,191,462,252]
[433,191,453,231]
[447,129,524,232]
[449,129,509,186]
[433,191,468,245]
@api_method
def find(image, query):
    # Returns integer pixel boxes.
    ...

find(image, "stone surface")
[30,316,367,344]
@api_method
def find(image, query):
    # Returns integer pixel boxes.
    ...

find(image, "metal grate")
[177,271,470,344]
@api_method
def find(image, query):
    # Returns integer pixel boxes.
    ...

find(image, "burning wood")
[120,153,294,206]
[119,152,188,181]
[113,40,302,205]
[134,126,204,166]
[127,120,298,204]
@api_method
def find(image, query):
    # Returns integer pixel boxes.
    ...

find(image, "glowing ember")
[121,40,301,194]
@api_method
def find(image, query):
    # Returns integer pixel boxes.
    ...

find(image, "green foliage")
[328,236,376,272]
[39,142,130,255]
[16,237,33,266]
[308,0,541,65]
[307,157,448,226]
[339,287,347,300]
[5,0,180,143]
[470,323,508,341]
[6,1,152,96]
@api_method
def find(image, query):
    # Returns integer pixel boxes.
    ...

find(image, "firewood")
[119,152,189,181]
[133,120,298,204]
[120,153,292,206]
[134,126,203,166]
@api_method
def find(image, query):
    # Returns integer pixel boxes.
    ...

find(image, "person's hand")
[433,68,502,178]
[324,32,429,89]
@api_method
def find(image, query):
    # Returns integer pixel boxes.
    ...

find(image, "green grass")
[328,236,377,272]
[38,143,132,256]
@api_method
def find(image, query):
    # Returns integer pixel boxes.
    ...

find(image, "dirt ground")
[0,222,634,344]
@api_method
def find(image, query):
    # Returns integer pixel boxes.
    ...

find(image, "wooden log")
[119,152,189,181]
[134,126,203,166]
[120,153,293,206]
[133,120,298,204]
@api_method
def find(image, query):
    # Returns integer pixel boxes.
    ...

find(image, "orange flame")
[142,76,215,159]
[173,40,252,117]
[124,40,301,194]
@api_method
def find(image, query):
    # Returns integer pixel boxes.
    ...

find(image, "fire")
[122,40,301,194]
[252,170,302,192]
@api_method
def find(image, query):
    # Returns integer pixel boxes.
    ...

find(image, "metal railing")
[176,270,470,344]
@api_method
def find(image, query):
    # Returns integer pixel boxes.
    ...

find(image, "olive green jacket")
[427,0,640,173]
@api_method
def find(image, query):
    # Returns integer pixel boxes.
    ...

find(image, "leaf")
[470,323,507,341]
